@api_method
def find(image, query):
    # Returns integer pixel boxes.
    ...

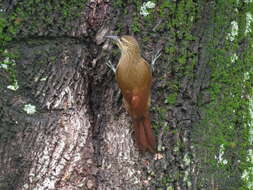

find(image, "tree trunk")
[0,0,252,190]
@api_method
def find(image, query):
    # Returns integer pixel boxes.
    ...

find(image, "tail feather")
[133,115,156,152]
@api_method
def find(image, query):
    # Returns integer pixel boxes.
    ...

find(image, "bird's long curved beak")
[105,35,119,42]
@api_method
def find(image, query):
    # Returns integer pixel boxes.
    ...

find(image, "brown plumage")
[106,35,156,152]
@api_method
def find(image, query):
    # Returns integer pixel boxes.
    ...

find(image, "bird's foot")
[151,49,162,71]
[105,60,116,73]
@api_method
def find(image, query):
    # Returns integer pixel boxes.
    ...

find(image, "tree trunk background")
[0,0,252,190]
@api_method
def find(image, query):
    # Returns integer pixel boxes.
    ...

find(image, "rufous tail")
[133,114,156,153]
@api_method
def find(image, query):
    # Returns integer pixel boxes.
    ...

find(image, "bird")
[105,35,156,152]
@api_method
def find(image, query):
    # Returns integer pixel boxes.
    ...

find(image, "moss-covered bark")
[0,0,252,189]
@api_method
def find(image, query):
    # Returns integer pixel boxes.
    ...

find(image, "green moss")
[1,0,89,88]
[131,17,141,33]
[0,14,18,89]
[192,0,253,189]
[165,93,177,105]
[6,0,87,36]
[143,0,253,189]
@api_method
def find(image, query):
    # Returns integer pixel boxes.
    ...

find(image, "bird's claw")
[151,49,162,71]
[105,60,116,73]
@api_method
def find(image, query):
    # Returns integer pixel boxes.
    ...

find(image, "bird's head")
[105,35,140,55]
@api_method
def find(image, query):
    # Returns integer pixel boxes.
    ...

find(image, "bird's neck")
[120,49,141,64]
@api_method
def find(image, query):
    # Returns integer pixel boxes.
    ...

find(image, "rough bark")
[0,0,251,190]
